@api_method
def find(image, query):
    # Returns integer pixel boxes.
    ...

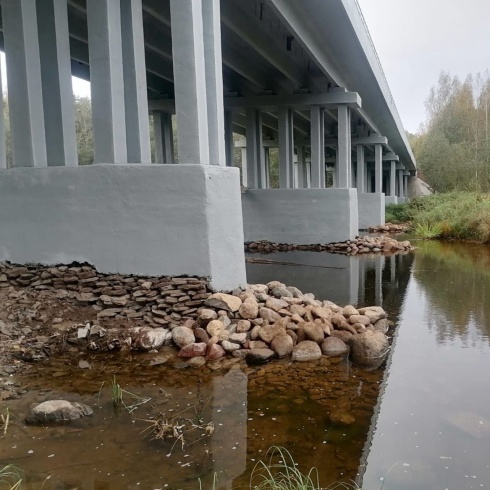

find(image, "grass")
[109,376,151,414]
[0,465,23,490]
[386,192,490,242]
[1,408,10,436]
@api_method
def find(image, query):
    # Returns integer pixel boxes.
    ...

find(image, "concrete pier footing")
[242,189,359,244]
[0,165,247,291]
[385,196,398,206]
[358,193,385,230]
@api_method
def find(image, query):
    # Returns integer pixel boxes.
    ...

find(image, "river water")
[2,240,490,489]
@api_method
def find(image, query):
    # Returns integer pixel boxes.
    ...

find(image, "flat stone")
[205,293,242,313]
[246,348,276,364]
[97,308,122,319]
[26,400,93,425]
[229,333,247,344]
[265,297,289,312]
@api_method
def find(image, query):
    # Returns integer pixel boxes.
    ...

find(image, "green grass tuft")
[0,465,23,490]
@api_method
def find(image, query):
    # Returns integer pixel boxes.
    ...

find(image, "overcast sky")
[357,0,490,133]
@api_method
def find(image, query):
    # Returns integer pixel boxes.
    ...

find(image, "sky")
[357,0,490,132]
[1,1,489,134]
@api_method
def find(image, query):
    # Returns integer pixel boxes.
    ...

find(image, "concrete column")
[389,161,396,197]
[224,111,234,167]
[245,109,265,189]
[121,0,151,163]
[0,62,6,169]
[240,148,248,187]
[170,0,209,164]
[36,0,77,167]
[310,106,325,188]
[403,174,409,198]
[202,0,226,166]
[264,147,271,188]
[2,0,47,167]
[87,0,127,164]
[398,170,404,197]
[278,107,294,188]
[337,105,351,188]
[153,112,174,164]
[356,145,365,192]
[374,143,383,193]
[297,146,306,188]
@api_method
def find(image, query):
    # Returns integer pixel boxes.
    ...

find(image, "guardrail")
[353,0,401,121]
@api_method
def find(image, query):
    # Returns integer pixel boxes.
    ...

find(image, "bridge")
[0,0,415,291]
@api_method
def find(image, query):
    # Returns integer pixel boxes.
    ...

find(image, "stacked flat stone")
[367,223,409,233]
[246,235,413,255]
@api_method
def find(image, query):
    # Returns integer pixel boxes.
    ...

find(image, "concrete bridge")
[0,0,415,291]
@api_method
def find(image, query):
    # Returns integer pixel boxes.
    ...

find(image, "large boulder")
[270,333,294,358]
[349,330,390,368]
[320,337,349,358]
[26,400,93,425]
[291,341,322,362]
[172,327,195,349]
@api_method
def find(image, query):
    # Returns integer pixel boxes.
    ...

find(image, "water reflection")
[359,241,490,490]
[3,251,417,489]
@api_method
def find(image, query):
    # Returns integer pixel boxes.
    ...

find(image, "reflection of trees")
[413,241,490,346]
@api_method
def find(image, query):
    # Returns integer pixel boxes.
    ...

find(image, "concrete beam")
[352,135,388,146]
[224,92,361,111]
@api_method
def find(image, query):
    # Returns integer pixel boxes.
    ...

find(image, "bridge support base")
[358,192,386,230]
[242,188,359,244]
[385,196,398,206]
[0,164,247,291]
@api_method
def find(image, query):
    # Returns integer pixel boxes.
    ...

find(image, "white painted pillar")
[278,107,294,188]
[224,111,234,167]
[245,109,264,189]
[121,0,151,163]
[310,106,325,188]
[2,0,47,167]
[203,0,226,166]
[297,146,306,188]
[240,147,248,187]
[36,0,77,166]
[374,143,383,193]
[398,170,404,197]
[87,0,127,164]
[170,0,209,165]
[337,105,351,188]
[153,112,174,164]
[356,145,365,192]
[389,161,396,197]
[0,62,6,169]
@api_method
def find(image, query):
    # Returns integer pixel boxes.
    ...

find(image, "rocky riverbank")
[245,235,413,255]
[0,261,395,400]
[367,223,410,234]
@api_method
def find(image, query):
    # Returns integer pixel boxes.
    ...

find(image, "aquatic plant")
[0,465,23,490]
[110,376,151,414]
[413,221,444,239]
[1,407,10,436]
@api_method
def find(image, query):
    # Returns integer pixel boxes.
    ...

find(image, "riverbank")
[386,192,490,242]
[0,261,395,400]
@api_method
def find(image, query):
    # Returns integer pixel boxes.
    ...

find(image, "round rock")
[172,327,195,349]
[26,400,93,425]
[320,337,349,357]
[291,341,322,362]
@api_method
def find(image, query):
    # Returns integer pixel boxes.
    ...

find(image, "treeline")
[409,71,490,192]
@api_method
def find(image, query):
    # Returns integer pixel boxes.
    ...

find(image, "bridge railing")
[353,0,402,122]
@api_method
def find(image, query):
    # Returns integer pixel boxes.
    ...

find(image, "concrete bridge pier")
[0,0,246,291]
[241,97,359,245]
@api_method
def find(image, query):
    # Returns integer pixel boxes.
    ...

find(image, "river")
[1,240,489,489]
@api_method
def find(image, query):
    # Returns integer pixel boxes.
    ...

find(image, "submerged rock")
[321,337,349,357]
[349,330,390,368]
[246,348,276,364]
[292,341,322,362]
[26,400,93,425]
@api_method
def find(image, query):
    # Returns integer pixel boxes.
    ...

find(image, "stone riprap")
[0,262,394,376]
[367,223,409,234]
[245,235,413,255]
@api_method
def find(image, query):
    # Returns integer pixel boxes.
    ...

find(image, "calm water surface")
[2,241,490,489]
